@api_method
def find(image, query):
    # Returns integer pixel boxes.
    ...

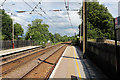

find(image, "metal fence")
[0,40,34,50]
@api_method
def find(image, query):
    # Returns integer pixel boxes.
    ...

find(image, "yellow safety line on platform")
[73,47,82,80]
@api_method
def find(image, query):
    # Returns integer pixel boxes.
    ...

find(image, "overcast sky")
[0,0,119,36]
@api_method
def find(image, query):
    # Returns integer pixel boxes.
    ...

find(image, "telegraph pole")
[83,0,87,55]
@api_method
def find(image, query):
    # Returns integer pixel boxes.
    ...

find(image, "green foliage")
[14,23,24,40]
[25,19,51,45]
[1,9,13,40]
[71,35,78,46]
[25,19,74,45]
[0,9,24,40]
[0,30,2,40]
[54,33,62,43]
[54,33,74,44]
[49,32,55,43]
[78,1,114,39]
[62,35,69,42]
[87,21,103,39]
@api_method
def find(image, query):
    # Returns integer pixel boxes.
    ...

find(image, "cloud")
[64,28,78,35]
[102,2,118,17]
[10,14,31,33]
[0,0,82,2]
[1,0,119,36]
[98,0,120,3]
[1,0,119,3]
[69,11,81,26]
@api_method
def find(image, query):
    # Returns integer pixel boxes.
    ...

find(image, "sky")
[0,0,119,36]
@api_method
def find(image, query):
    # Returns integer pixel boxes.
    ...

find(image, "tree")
[0,9,24,40]
[14,23,24,40]
[25,19,50,45]
[54,33,62,43]
[1,9,13,40]
[78,1,114,39]
[48,32,54,43]
[25,19,74,45]
[62,35,69,42]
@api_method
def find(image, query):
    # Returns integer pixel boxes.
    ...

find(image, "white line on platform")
[49,46,68,79]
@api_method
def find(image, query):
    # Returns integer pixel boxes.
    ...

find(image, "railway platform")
[49,46,108,80]
[0,46,40,56]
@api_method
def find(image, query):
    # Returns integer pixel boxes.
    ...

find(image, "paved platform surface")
[49,46,108,80]
[0,46,40,56]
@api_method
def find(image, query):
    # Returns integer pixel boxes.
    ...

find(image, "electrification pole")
[12,19,14,49]
[83,0,87,55]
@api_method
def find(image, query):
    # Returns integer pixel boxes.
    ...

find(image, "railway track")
[20,44,67,80]
[1,43,67,79]
[0,46,42,63]
[1,44,62,76]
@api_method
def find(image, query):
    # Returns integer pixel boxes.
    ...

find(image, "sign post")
[115,18,118,25]
[114,18,118,80]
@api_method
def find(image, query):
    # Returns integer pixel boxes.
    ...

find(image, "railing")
[0,40,34,50]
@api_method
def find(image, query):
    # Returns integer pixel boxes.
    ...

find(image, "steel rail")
[1,44,62,76]
[19,44,66,80]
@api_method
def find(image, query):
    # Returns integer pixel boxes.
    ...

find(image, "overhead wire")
[30,0,59,28]
[23,0,49,21]
[67,0,69,10]
[3,10,30,31]
[0,0,70,36]
[8,11,30,24]
[23,0,58,24]
[30,0,69,40]
[22,0,43,16]
[64,0,76,34]
[31,0,37,5]
[30,0,53,20]
[64,0,73,27]
[30,0,42,14]
[30,0,70,35]
[0,1,29,24]
[0,0,6,7]
[0,1,30,27]
[27,0,72,31]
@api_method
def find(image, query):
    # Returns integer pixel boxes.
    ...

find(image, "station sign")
[115,16,120,29]
[18,35,22,38]
[115,18,118,25]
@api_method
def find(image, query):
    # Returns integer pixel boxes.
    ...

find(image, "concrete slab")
[0,46,40,56]
[49,46,108,80]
